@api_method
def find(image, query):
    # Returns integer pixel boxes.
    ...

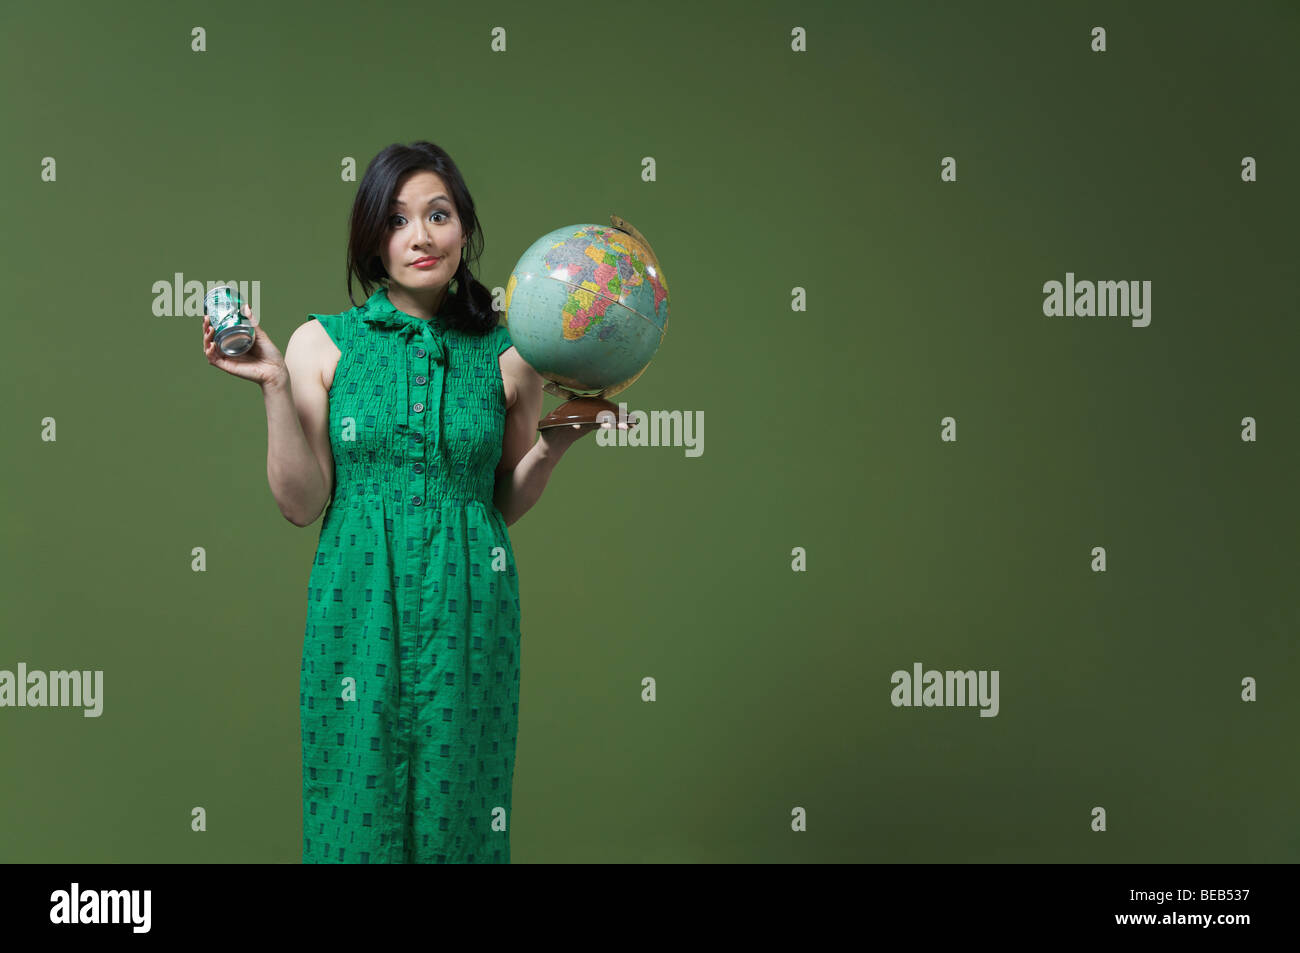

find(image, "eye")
[389,210,450,227]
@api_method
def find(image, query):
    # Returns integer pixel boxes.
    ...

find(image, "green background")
[2,0,1296,862]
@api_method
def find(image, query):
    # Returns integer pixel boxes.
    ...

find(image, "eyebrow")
[390,194,450,208]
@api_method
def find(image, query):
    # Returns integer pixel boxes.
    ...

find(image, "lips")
[412,257,440,265]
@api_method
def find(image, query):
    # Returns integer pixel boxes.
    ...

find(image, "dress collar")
[361,285,452,328]
[360,286,450,363]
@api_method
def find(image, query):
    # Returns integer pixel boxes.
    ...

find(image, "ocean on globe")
[503,222,669,399]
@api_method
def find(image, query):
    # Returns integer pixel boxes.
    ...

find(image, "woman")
[203,141,615,863]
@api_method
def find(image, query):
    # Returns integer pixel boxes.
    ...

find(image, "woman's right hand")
[203,304,288,389]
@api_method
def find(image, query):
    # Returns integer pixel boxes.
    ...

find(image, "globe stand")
[538,393,622,431]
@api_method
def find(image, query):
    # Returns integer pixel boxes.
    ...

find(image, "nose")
[414,216,440,248]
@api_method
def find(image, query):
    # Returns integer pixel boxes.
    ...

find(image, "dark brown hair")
[345,141,496,336]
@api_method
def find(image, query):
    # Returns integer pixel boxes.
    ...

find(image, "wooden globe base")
[538,396,621,431]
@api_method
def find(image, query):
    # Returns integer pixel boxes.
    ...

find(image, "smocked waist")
[330,478,497,509]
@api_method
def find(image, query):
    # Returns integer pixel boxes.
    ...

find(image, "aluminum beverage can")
[204,285,255,356]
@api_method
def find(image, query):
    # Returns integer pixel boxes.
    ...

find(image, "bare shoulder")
[498,343,542,409]
[285,319,341,393]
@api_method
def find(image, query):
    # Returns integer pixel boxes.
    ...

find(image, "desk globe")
[503,216,670,430]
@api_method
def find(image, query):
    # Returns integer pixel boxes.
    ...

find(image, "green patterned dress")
[299,286,520,863]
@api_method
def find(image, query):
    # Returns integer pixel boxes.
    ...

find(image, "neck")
[385,282,449,321]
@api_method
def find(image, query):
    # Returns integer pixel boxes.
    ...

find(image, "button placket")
[363,307,447,512]
[411,342,429,507]
[404,327,446,509]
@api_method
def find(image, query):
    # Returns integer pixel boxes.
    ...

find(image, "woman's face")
[379,169,466,315]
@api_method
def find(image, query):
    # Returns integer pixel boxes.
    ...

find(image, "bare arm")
[492,349,553,528]
[265,323,336,527]
[490,351,619,526]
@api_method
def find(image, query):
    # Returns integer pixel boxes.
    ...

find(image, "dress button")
[412,496,423,506]
[415,375,426,385]
[415,348,426,358]
[413,433,423,442]
[413,402,424,413]
[413,463,424,474]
